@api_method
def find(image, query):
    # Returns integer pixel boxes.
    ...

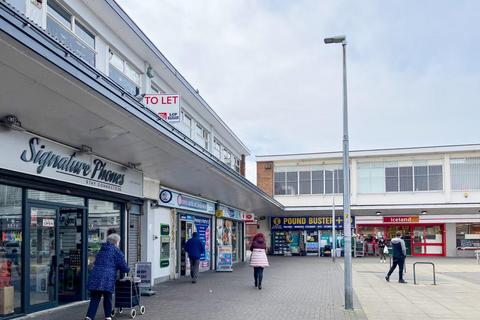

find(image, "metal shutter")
[128,214,141,270]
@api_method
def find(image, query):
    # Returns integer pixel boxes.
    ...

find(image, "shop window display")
[456,224,480,249]
[272,231,304,256]
[0,184,22,316]
[87,200,121,273]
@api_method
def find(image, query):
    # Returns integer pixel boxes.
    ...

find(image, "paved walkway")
[352,257,480,320]
[21,257,365,320]
[20,256,480,320]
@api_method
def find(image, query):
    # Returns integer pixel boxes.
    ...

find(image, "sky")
[116,0,480,183]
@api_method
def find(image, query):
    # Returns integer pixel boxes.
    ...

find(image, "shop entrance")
[357,224,445,257]
[412,225,443,255]
[26,203,86,312]
[386,226,412,256]
[179,220,194,277]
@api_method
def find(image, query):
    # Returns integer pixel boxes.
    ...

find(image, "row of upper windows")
[214,138,241,173]
[46,0,141,96]
[273,157,480,195]
[180,110,241,173]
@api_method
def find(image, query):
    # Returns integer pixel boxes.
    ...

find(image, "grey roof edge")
[0,2,279,211]
[105,0,251,155]
[256,143,480,159]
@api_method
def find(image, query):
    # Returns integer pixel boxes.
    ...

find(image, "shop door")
[305,230,319,256]
[386,226,412,256]
[179,220,194,276]
[26,204,59,312]
[58,208,84,303]
[412,225,444,256]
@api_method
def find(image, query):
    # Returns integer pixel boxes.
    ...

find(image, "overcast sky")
[117,0,480,183]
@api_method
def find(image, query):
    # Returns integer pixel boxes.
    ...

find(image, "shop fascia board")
[0,4,281,214]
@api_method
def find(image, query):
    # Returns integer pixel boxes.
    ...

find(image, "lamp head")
[324,35,346,44]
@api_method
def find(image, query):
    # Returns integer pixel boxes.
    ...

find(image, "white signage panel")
[135,262,153,289]
[144,94,180,123]
[0,130,143,197]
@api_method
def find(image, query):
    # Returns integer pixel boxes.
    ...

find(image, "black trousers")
[86,290,112,319]
[387,257,405,280]
[254,267,264,285]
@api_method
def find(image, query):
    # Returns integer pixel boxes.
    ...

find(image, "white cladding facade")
[258,145,480,257]
[259,145,480,211]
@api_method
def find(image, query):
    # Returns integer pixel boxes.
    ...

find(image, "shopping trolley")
[111,276,145,318]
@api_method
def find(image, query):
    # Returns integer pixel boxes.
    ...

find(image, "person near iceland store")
[185,232,205,283]
[385,231,407,284]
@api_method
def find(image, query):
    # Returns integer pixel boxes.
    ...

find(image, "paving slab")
[351,257,480,320]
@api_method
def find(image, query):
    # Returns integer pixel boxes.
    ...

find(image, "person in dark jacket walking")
[85,233,130,320]
[385,231,407,283]
[185,232,205,283]
[249,233,269,290]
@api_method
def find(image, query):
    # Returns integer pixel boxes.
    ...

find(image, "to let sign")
[144,94,180,123]
[383,216,419,223]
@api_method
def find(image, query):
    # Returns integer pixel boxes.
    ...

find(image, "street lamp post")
[324,35,353,310]
[332,170,336,264]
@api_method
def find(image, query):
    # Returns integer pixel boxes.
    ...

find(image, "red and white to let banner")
[144,94,180,123]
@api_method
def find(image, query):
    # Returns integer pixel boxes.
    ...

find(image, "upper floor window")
[213,139,221,159]
[358,161,443,193]
[234,157,241,173]
[223,148,232,166]
[274,172,286,195]
[47,0,95,66]
[195,123,209,150]
[181,111,192,137]
[451,157,480,190]
[109,50,140,96]
[274,167,343,196]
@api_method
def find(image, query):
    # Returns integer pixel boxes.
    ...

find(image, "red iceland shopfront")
[356,216,445,257]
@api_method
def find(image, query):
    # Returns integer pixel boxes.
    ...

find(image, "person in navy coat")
[85,233,130,320]
[185,232,205,283]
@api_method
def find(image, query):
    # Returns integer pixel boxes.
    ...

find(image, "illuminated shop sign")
[0,131,143,197]
[271,216,355,230]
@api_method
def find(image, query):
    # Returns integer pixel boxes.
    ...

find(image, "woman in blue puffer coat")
[85,233,130,320]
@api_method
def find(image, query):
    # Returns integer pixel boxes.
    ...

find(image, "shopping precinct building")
[0,0,281,317]
[256,145,480,258]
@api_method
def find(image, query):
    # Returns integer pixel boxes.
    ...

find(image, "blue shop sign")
[271,216,355,230]
[159,188,215,215]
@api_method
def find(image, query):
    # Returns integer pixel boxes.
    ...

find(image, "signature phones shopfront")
[0,131,143,318]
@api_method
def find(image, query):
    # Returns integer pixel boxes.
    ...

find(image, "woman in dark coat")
[85,233,130,320]
[249,233,269,290]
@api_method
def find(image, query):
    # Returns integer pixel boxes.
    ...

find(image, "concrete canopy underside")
[0,11,282,215]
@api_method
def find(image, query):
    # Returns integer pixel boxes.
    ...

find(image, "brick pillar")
[240,154,246,177]
[257,161,274,196]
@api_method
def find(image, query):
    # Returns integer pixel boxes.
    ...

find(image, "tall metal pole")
[342,41,353,310]
[332,171,336,263]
